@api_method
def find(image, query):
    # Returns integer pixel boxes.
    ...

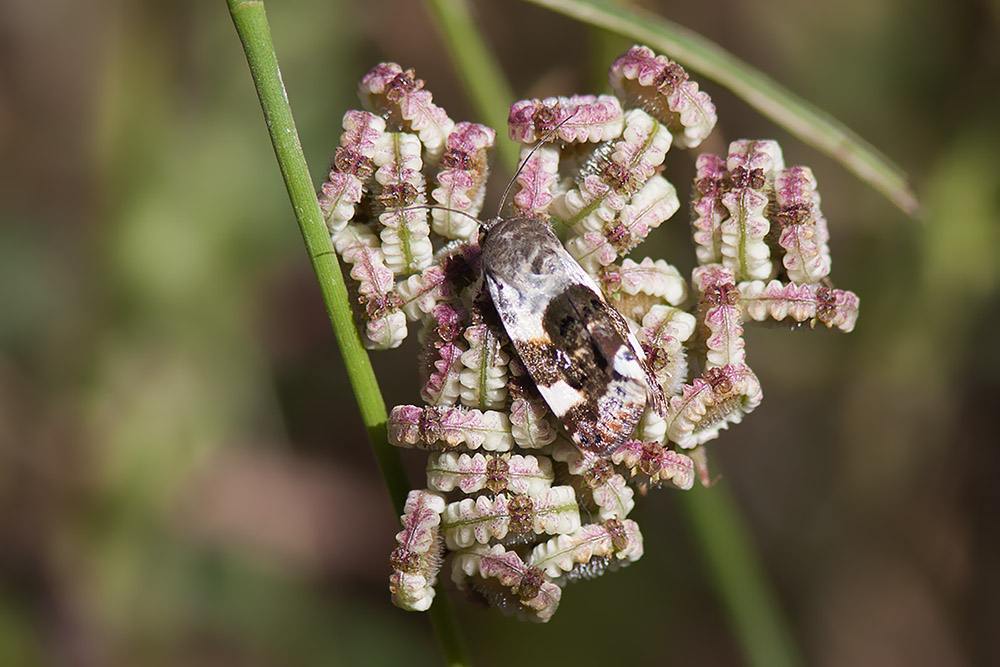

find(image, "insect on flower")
[320,47,860,620]
[477,192,666,457]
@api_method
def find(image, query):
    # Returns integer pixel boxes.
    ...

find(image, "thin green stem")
[225,2,469,664]
[678,484,803,667]
[424,0,520,170]
[524,0,920,217]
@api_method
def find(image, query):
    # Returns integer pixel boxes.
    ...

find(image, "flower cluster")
[319,46,859,621]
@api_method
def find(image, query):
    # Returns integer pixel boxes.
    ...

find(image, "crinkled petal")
[665,364,763,448]
[432,122,496,241]
[359,63,455,161]
[508,94,623,144]
[774,166,831,284]
[388,405,515,452]
[451,545,562,622]
[426,452,554,496]
[609,45,716,148]
[528,519,643,581]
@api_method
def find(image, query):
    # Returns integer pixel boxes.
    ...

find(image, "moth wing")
[481,217,662,454]
[534,282,657,455]
[530,246,666,420]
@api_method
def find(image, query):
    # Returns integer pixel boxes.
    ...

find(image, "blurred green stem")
[679,484,803,667]
[225,2,469,665]
[424,0,520,169]
[524,0,920,217]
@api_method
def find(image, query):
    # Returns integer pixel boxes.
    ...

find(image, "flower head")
[322,46,859,620]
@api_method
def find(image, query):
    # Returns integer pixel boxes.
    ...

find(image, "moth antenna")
[388,112,579,236]
[488,110,580,230]
[392,203,482,227]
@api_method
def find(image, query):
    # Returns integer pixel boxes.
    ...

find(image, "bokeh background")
[1,0,998,665]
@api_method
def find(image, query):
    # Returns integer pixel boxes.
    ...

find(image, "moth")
[479,214,665,456]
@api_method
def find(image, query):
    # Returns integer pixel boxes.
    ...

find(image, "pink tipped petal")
[452,545,563,622]
[512,144,560,218]
[372,132,432,275]
[388,405,515,452]
[774,166,832,283]
[694,264,746,369]
[359,63,455,161]
[528,519,644,581]
[458,324,510,410]
[390,490,446,611]
[440,486,580,550]
[432,122,496,240]
[608,46,717,148]
[738,281,858,332]
[319,111,386,233]
[508,94,624,144]
[565,231,620,274]
[665,364,763,448]
[691,153,729,265]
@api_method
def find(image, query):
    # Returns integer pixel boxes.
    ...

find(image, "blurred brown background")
[1,0,998,665]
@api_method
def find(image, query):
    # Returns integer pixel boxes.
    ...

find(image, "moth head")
[477,214,503,242]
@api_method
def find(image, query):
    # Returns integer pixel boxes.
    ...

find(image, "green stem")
[524,0,920,217]
[424,0,520,169]
[678,484,803,667]
[225,2,469,664]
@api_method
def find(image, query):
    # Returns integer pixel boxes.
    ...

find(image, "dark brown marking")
[704,367,734,396]
[484,456,510,494]
[777,202,813,227]
[385,69,422,102]
[516,566,546,601]
[507,494,535,535]
[333,147,373,179]
[703,282,740,307]
[730,166,766,190]
[603,518,629,552]
[654,62,689,92]
[816,286,837,324]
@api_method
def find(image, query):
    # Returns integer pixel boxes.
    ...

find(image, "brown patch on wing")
[514,338,562,386]
[538,284,648,454]
[542,284,625,386]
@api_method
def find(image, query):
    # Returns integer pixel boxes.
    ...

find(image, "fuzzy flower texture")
[318,46,859,621]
